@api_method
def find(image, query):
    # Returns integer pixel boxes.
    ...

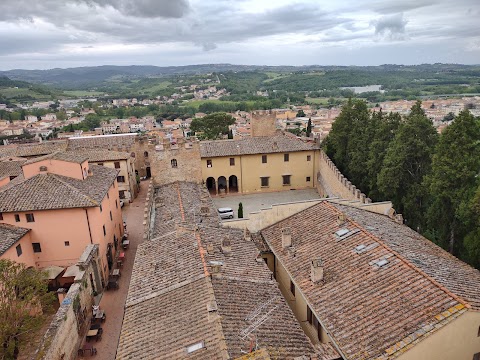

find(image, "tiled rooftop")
[0,159,26,179]
[24,151,89,165]
[0,165,117,212]
[0,142,67,158]
[331,203,480,311]
[0,223,30,256]
[260,201,472,360]
[200,134,319,158]
[68,149,132,162]
[119,181,318,359]
[67,134,137,151]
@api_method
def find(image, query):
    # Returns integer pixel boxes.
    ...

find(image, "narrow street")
[78,181,148,360]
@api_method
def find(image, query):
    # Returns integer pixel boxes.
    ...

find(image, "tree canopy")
[0,260,54,359]
[190,112,236,140]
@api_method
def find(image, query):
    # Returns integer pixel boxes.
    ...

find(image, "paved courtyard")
[212,188,321,219]
[77,181,148,360]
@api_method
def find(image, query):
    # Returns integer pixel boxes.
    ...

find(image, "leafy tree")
[366,111,401,200]
[190,112,235,140]
[296,109,306,117]
[84,114,101,130]
[238,202,244,218]
[426,110,480,255]
[306,118,312,137]
[0,260,54,359]
[377,102,438,230]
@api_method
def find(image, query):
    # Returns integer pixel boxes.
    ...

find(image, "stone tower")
[251,110,277,137]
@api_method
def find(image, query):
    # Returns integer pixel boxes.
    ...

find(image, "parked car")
[218,207,234,219]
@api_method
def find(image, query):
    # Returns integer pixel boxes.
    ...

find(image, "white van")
[218,207,234,219]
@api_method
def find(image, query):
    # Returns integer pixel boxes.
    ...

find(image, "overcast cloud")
[0,0,478,69]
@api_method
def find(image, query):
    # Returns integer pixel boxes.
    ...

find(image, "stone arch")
[206,177,216,195]
[218,176,227,194]
[229,175,238,193]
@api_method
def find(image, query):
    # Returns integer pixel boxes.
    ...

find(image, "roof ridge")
[323,201,471,309]
[50,174,99,207]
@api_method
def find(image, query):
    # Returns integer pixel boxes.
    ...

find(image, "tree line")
[324,99,480,268]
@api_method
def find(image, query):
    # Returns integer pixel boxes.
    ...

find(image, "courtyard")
[212,188,321,219]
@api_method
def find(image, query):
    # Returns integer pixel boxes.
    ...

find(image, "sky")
[0,0,479,70]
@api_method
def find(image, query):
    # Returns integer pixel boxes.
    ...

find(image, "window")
[110,211,112,221]
[114,161,120,169]
[171,159,178,168]
[14,214,20,222]
[117,176,125,183]
[26,213,35,222]
[144,151,149,158]
[230,158,235,166]
[107,192,109,199]
[64,241,70,246]
[306,176,311,182]
[307,155,311,161]
[0,212,3,220]
[307,306,312,325]
[115,200,118,209]
[206,159,212,168]
[283,175,291,185]
[16,244,22,257]
[103,225,106,236]
[32,243,42,253]
[260,177,269,187]
[9,175,16,180]
[290,280,295,297]
[262,155,267,163]
[99,205,103,212]
[119,191,125,199]
[98,162,103,166]
[473,353,480,360]
[284,153,289,162]
[186,341,205,354]
[478,326,480,337]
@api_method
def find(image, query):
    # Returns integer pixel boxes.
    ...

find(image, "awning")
[43,265,65,280]
[63,265,81,278]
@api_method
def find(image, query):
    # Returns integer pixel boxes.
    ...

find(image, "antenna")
[239,296,281,340]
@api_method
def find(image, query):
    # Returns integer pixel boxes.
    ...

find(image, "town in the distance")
[1,64,480,360]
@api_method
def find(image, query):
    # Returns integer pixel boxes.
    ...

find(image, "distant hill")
[1,63,479,92]
[0,75,61,102]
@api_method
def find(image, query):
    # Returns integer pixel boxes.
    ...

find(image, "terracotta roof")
[0,159,26,179]
[331,203,480,311]
[0,142,67,158]
[0,223,30,256]
[260,201,469,360]
[67,134,137,151]
[68,149,131,162]
[24,151,89,165]
[200,134,319,158]
[119,182,318,359]
[0,165,117,212]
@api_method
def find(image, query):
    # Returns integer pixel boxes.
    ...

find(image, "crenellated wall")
[317,150,371,204]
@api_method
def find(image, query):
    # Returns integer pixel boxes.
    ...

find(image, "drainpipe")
[239,155,243,194]
[85,209,93,244]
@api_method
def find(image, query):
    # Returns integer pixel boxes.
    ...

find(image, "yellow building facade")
[199,135,320,195]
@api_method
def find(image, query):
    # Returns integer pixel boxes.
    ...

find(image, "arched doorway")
[146,167,151,178]
[206,177,216,195]
[218,176,227,194]
[229,175,238,193]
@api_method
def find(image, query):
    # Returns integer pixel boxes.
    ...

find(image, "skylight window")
[355,244,366,253]
[186,341,205,353]
[375,259,389,267]
[335,229,349,237]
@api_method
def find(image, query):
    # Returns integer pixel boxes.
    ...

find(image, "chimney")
[221,236,232,255]
[337,213,346,226]
[395,214,404,224]
[209,261,223,277]
[311,259,324,283]
[282,228,292,249]
[207,243,214,255]
[243,227,251,241]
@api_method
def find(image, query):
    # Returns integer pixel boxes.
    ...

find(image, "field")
[63,90,105,97]
[0,87,52,100]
